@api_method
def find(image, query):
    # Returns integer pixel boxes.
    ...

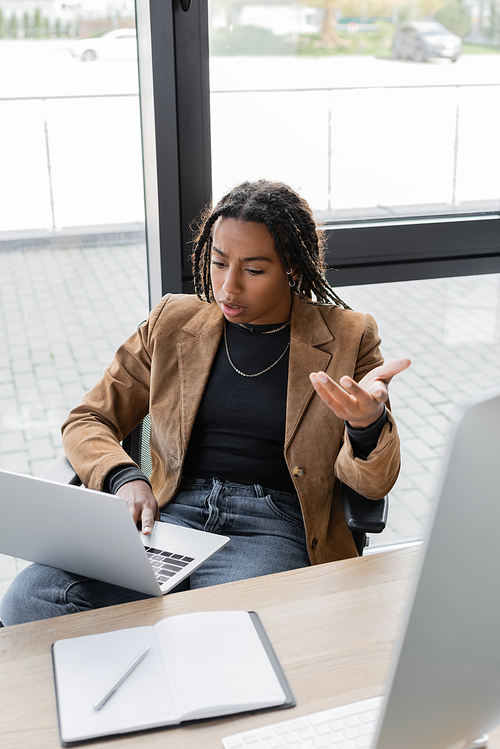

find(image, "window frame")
[136,0,212,306]
[136,0,500,304]
[324,213,500,287]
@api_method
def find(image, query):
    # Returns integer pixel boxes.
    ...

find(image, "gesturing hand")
[310,358,411,428]
[116,480,161,535]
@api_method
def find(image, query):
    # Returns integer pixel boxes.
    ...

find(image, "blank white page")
[154,610,286,720]
[53,626,177,743]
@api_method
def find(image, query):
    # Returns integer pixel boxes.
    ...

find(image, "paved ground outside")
[2,243,500,605]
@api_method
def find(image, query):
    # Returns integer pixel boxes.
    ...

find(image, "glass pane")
[208,1,500,222]
[340,273,500,547]
[0,10,149,479]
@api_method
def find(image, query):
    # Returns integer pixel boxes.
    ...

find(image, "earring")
[286,269,296,288]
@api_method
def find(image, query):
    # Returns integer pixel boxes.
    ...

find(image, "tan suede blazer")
[62,293,400,564]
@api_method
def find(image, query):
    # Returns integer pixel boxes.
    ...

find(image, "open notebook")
[51,610,295,745]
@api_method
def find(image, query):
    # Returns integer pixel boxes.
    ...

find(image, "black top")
[104,320,387,496]
[183,320,293,491]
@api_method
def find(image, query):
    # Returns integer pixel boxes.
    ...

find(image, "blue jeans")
[0,478,310,626]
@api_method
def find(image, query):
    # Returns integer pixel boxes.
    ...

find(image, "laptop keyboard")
[222,695,383,749]
[144,546,194,583]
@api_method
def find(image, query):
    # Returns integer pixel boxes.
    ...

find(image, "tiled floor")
[2,244,500,607]
[0,243,150,606]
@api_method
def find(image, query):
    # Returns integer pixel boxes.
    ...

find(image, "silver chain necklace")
[224,320,290,378]
[238,320,290,334]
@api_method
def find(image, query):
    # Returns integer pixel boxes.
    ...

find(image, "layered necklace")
[223,319,291,378]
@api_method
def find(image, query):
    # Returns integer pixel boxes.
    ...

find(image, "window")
[205,0,499,285]
[0,5,149,478]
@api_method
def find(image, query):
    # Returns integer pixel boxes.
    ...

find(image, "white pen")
[93,644,151,711]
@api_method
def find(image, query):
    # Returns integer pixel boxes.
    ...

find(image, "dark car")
[391,21,462,62]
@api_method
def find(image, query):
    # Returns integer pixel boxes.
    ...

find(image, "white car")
[68,29,137,62]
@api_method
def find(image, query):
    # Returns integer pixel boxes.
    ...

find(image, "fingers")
[117,480,160,536]
[310,370,384,427]
[139,498,161,535]
[311,371,373,407]
[376,358,411,382]
[140,507,156,535]
[309,356,411,426]
[340,375,388,404]
[310,371,367,415]
[353,357,412,402]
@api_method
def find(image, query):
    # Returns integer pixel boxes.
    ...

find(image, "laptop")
[0,469,229,596]
[223,386,500,749]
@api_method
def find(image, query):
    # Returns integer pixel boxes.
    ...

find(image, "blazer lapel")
[285,296,335,449]
[177,302,224,451]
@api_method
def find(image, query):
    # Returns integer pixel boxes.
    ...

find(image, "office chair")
[43,416,388,556]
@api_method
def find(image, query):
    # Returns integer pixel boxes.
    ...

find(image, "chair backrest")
[122,416,152,478]
[342,484,388,556]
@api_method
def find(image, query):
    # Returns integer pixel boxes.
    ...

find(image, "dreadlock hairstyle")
[191,180,350,309]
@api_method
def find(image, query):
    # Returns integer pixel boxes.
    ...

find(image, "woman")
[1,180,409,625]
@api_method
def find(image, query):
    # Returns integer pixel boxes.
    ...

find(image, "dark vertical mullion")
[173,0,212,292]
[139,0,212,299]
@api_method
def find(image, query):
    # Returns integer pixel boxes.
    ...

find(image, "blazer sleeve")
[61,297,168,491]
[333,313,401,499]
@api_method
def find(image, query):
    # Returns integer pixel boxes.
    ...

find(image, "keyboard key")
[241,732,259,744]
[345,728,361,740]
[259,728,276,739]
[289,720,308,731]
[267,738,284,748]
[354,736,372,748]
[225,737,245,748]
[360,724,375,736]
[330,731,346,744]
[328,720,345,732]
[274,724,291,735]
[162,560,187,570]
[312,738,330,748]
[345,717,361,728]
[313,724,331,736]
[298,728,314,740]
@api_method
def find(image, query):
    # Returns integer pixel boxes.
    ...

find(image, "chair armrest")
[41,455,82,486]
[342,484,388,535]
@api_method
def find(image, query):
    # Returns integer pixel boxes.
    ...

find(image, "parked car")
[391,22,462,62]
[68,29,137,62]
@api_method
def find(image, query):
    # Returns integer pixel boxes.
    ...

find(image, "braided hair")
[191,180,350,309]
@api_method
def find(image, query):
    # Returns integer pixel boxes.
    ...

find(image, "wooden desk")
[2,547,500,749]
